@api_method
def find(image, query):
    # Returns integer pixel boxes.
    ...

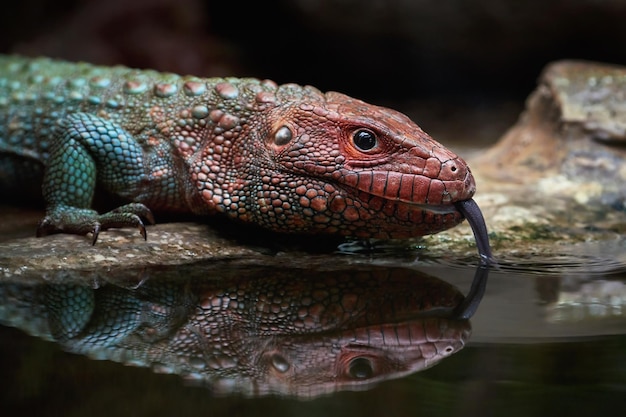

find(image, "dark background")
[2,0,626,106]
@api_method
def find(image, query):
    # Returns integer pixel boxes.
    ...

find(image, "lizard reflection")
[0,263,488,398]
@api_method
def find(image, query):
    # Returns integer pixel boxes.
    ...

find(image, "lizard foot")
[36,203,155,245]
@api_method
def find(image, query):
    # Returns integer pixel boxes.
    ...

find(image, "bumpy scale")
[0,55,476,243]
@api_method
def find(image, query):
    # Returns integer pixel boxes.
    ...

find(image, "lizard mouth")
[340,169,476,213]
[359,183,467,215]
[349,187,462,216]
[393,201,459,215]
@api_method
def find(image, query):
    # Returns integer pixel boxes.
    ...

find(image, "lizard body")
[0,55,475,242]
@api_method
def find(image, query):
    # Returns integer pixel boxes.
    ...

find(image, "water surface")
[1,239,625,417]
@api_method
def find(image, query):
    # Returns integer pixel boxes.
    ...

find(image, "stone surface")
[0,219,263,278]
[451,59,626,257]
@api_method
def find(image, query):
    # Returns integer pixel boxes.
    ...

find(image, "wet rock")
[431,60,626,256]
[0,221,262,278]
[477,60,626,191]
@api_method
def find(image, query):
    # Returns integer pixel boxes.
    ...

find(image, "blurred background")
[3,0,626,147]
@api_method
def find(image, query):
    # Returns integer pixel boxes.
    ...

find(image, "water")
[1,240,625,416]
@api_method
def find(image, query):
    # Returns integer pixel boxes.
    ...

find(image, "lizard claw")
[102,203,153,241]
[36,216,54,238]
[91,223,101,245]
[138,219,148,241]
[36,203,155,243]
[110,203,155,225]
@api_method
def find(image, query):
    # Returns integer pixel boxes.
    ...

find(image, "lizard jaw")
[334,169,476,206]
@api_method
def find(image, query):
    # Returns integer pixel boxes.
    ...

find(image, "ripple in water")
[427,238,626,278]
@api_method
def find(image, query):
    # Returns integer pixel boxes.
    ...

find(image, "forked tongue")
[454,199,495,265]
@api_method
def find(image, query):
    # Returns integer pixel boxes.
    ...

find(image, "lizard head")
[198,85,476,239]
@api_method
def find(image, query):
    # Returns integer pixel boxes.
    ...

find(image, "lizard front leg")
[37,113,155,244]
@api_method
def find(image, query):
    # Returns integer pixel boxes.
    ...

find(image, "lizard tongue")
[454,199,495,265]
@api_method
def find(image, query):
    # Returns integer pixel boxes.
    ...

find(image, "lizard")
[0,263,475,398]
[0,54,483,246]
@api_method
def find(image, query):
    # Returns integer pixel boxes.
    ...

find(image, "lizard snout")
[439,157,476,203]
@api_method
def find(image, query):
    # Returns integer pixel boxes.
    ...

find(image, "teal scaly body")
[0,55,477,243]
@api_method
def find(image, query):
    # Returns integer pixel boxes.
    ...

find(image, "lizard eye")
[348,357,374,379]
[270,353,290,373]
[352,129,378,151]
[273,126,293,146]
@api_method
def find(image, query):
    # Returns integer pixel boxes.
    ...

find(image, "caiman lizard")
[0,54,490,257]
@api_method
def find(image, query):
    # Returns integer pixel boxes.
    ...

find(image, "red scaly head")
[197,83,475,239]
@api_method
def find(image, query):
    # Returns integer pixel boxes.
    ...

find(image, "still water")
[1,238,625,417]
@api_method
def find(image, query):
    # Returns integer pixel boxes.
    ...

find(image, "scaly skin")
[0,55,475,242]
[0,265,471,398]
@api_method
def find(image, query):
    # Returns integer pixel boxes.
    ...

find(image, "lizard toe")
[97,211,149,241]
[110,203,154,225]
[36,204,153,243]
[36,216,56,237]
[91,223,101,245]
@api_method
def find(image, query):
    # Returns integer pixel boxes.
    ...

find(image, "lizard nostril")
[450,165,457,172]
